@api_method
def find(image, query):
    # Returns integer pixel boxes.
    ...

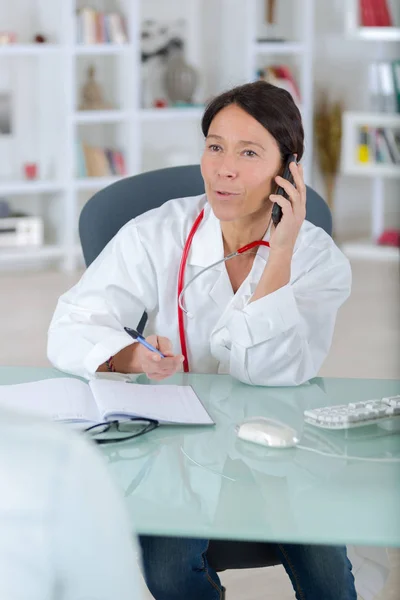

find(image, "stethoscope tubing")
[177,208,270,372]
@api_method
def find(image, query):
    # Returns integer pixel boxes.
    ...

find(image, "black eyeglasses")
[85,418,159,445]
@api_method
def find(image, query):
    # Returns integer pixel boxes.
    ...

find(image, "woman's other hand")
[269,161,306,256]
[99,336,184,379]
[131,335,184,380]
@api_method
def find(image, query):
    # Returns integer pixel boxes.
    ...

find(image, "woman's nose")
[217,155,238,178]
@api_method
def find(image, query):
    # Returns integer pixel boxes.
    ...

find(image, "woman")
[48,81,355,599]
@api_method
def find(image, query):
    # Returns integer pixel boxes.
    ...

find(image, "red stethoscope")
[177,208,271,372]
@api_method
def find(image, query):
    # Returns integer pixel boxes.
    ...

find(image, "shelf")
[253,41,304,55]
[341,112,400,178]
[341,240,399,261]
[74,44,134,55]
[343,164,400,178]
[139,107,204,121]
[73,110,129,124]
[0,245,64,264]
[0,44,62,56]
[347,27,400,42]
[343,112,400,128]
[0,181,64,195]
[74,176,123,190]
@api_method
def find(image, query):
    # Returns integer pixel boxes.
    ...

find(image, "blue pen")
[124,327,166,358]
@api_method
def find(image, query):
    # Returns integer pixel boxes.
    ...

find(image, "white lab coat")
[48,193,352,383]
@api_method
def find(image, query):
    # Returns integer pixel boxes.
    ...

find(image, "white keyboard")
[304,395,400,430]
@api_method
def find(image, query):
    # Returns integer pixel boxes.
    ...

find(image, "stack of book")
[76,7,128,44]
[368,60,400,113]
[357,126,400,165]
[359,0,394,26]
[257,65,301,105]
[76,142,127,178]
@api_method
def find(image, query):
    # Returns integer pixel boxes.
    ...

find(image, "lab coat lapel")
[187,203,234,311]
[231,236,271,307]
[186,202,272,313]
[208,267,234,311]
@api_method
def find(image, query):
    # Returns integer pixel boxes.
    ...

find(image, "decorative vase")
[164,40,197,104]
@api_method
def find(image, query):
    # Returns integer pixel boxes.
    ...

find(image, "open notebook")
[0,378,214,427]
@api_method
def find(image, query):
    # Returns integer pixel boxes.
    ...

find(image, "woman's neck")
[221,206,272,255]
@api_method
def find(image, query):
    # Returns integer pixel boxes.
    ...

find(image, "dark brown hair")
[201,80,304,162]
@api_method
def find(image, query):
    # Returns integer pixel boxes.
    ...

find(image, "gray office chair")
[79,164,332,574]
[79,164,332,267]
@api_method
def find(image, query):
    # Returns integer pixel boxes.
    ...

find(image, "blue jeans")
[139,536,357,600]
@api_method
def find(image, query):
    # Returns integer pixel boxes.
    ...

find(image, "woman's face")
[201,104,282,222]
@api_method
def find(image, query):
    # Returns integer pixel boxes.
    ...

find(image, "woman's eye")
[208,144,221,152]
[243,150,257,157]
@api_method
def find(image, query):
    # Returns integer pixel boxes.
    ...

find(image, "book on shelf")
[368,60,400,113]
[393,60,400,113]
[257,65,300,104]
[359,0,393,27]
[77,142,126,177]
[357,125,400,165]
[76,7,128,45]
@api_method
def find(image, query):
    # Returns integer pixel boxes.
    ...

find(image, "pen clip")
[124,327,140,340]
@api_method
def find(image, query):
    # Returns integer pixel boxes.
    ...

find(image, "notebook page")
[89,380,214,425]
[0,378,100,424]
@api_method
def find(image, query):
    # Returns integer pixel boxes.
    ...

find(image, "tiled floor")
[1,259,399,599]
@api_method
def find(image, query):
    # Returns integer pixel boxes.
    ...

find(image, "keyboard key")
[382,395,400,406]
[346,413,358,423]
[349,402,364,409]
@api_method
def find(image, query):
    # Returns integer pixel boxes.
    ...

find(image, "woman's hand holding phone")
[251,159,306,303]
[269,158,306,257]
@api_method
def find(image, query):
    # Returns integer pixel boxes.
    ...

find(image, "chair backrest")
[79,164,332,267]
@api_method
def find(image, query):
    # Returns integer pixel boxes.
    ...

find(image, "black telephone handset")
[271,154,297,227]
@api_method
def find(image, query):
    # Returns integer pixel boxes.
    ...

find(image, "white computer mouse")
[237,417,300,449]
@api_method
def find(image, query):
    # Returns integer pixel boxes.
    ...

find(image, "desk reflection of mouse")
[237,417,300,449]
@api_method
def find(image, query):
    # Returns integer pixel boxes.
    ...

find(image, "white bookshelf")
[0,0,206,270]
[252,41,305,55]
[340,0,400,260]
[349,27,400,41]
[0,0,316,271]
[73,110,129,123]
[342,111,400,178]
[345,0,400,41]
[139,107,204,122]
[0,44,62,56]
[73,44,134,55]
[341,111,400,258]
[244,0,315,183]
[0,181,64,195]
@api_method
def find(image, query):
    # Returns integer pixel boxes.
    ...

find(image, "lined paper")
[89,380,214,425]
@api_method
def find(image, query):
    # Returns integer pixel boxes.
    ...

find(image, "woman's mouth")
[215,190,240,198]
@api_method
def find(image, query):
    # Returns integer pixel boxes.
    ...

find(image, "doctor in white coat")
[48,81,356,600]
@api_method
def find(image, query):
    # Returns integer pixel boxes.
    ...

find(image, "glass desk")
[1,367,399,547]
